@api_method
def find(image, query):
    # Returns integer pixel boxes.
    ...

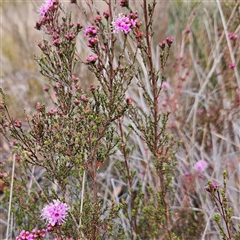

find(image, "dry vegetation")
[0,0,240,239]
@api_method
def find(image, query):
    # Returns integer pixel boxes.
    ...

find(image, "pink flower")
[44,86,49,91]
[81,95,88,102]
[41,200,68,226]
[228,63,236,69]
[14,120,22,128]
[184,172,192,180]
[53,38,61,46]
[206,180,218,192]
[162,82,170,89]
[197,109,204,115]
[194,160,208,172]
[84,26,98,36]
[39,6,48,16]
[49,109,57,115]
[86,54,98,63]
[3,121,9,127]
[112,14,137,34]
[130,18,137,27]
[39,0,54,16]
[228,32,238,41]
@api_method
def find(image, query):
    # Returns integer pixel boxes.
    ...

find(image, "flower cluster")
[16,200,69,239]
[84,26,98,36]
[159,41,166,49]
[84,26,99,48]
[41,200,69,226]
[16,228,46,240]
[112,13,137,34]
[159,36,174,49]
[166,37,174,46]
[35,0,60,30]
[87,37,99,47]
[14,120,22,128]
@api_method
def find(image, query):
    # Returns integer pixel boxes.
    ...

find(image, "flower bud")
[44,86,49,91]
[90,84,95,91]
[159,41,166,49]
[120,0,129,7]
[73,99,80,106]
[126,97,132,105]
[14,120,22,128]
[103,10,110,20]
[94,15,102,22]
[81,95,88,102]
[36,103,42,111]
[72,76,79,83]
[228,63,236,69]
[77,22,83,30]
[166,37,174,46]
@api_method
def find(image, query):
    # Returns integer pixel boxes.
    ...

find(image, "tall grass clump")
[1,0,178,239]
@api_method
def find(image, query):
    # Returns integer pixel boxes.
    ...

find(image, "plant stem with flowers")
[206,171,240,240]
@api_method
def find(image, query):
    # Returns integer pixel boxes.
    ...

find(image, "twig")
[6,154,16,239]
[79,170,86,227]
